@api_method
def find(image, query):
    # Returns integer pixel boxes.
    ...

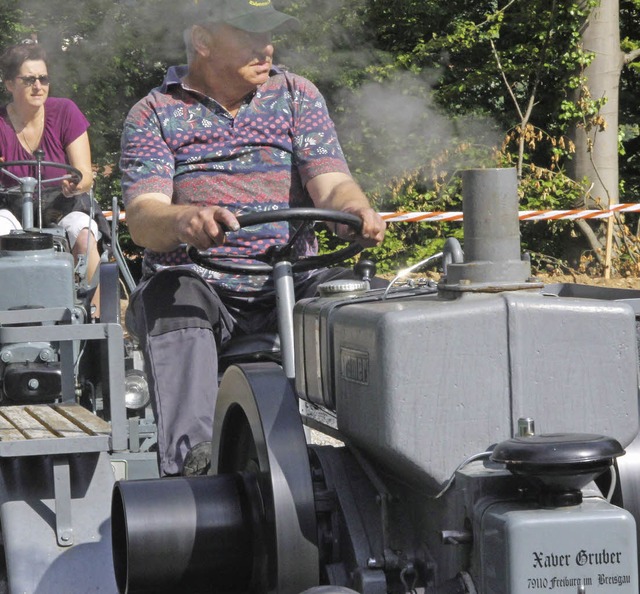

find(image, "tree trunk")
[568,0,624,209]
[567,0,624,273]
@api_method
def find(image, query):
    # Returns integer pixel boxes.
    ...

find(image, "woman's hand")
[61,177,80,198]
[64,131,93,196]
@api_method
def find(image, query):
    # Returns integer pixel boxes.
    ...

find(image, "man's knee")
[128,269,229,338]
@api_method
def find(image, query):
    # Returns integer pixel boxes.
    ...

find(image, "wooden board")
[0,413,26,441]
[0,407,53,439]
[0,404,111,441]
[54,404,111,435]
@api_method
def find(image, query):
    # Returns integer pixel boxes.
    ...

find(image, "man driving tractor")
[120,0,387,476]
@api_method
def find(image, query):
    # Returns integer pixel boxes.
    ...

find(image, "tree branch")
[489,0,557,178]
[624,48,640,65]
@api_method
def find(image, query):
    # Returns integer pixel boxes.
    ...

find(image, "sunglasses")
[15,75,50,87]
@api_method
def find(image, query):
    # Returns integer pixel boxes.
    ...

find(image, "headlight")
[124,370,150,411]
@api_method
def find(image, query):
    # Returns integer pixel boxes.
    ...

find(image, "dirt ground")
[390,268,640,291]
[533,271,640,290]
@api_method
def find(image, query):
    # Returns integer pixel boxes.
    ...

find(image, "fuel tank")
[294,168,640,491]
[0,232,75,310]
[295,285,639,490]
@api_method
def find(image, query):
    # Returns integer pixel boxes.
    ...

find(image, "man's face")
[206,24,274,89]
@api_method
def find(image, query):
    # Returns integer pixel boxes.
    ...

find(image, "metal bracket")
[53,457,73,546]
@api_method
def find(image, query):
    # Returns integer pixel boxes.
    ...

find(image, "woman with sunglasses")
[0,42,107,317]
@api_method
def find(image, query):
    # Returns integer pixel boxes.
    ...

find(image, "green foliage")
[0,0,637,273]
[0,1,27,58]
[300,0,604,272]
[367,171,466,275]
[619,0,640,203]
[363,140,498,273]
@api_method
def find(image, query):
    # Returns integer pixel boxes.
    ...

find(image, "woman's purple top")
[0,97,89,187]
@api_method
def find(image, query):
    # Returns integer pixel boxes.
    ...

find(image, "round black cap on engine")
[491,433,624,504]
[0,232,53,251]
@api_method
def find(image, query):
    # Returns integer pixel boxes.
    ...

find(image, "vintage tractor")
[111,168,640,594]
[0,155,157,593]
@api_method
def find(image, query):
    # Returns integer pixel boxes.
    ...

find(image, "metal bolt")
[367,557,380,569]
[28,379,39,390]
[441,529,473,545]
[39,348,53,362]
[59,530,73,547]
[517,417,535,437]
[0,351,12,363]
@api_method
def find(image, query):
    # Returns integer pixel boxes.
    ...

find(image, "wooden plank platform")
[0,404,111,457]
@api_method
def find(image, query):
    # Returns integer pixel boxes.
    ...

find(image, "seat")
[218,332,281,372]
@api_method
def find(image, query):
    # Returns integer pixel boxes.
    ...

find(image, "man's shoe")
[182,441,212,476]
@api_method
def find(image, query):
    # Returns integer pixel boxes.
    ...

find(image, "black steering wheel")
[0,159,82,194]
[187,208,365,275]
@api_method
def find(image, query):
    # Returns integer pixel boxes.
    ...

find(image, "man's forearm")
[307,172,386,246]
[126,195,188,252]
[312,175,371,213]
[126,194,242,252]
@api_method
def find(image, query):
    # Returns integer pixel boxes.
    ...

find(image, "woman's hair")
[0,43,48,82]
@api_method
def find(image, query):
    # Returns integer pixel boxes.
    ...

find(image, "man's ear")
[191,25,212,57]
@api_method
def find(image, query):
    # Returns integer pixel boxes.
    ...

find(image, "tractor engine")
[0,231,80,404]
[112,168,640,594]
[292,167,639,592]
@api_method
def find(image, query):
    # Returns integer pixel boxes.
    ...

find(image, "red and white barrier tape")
[106,203,640,224]
[103,211,126,221]
[381,203,640,223]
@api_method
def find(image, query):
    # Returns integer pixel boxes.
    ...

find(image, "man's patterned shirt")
[120,64,350,295]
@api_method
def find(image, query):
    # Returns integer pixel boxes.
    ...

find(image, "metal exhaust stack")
[441,167,538,291]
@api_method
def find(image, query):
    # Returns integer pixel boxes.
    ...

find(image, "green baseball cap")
[203,0,300,33]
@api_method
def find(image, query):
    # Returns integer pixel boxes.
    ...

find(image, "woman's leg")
[0,209,22,235]
[59,211,102,317]
[72,228,101,283]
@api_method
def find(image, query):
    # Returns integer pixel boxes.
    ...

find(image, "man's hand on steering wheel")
[175,204,240,250]
[188,207,372,275]
[335,205,386,248]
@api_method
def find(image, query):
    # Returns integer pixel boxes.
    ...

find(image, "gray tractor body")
[111,168,640,594]
[0,201,156,593]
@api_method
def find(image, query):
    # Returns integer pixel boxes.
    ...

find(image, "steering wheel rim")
[188,207,365,275]
[0,159,82,193]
